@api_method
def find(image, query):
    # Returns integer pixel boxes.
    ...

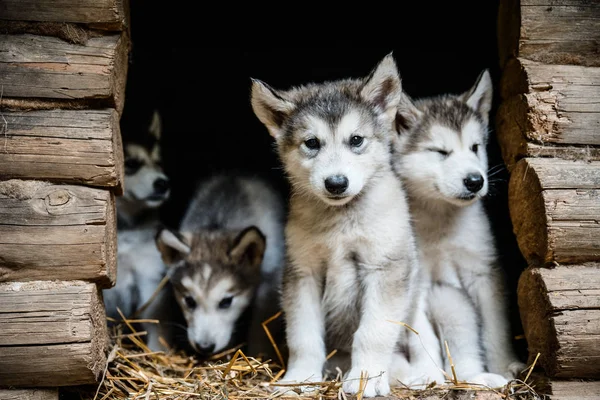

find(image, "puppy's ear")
[395,93,423,135]
[250,79,296,139]
[360,52,403,122]
[229,226,266,269]
[461,69,493,125]
[156,228,191,265]
[148,110,162,140]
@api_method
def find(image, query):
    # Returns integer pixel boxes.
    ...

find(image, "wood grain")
[0,389,58,400]
[0,181,116,287]
[498,0,600,67]
[0,33,128,113]
[0,0,127,31]
[509,158,600,265]
[496,59,600,169]
[0,109,124,193]
[0,280,108,387]
[518,265,600,378]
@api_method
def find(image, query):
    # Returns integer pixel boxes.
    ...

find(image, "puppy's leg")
[429,285,508,388]
[279,264,326,390]
[343,265,408,397]
[461,266,525,379]
[392,295,445,389]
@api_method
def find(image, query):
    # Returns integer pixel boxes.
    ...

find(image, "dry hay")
[67,315,544,400]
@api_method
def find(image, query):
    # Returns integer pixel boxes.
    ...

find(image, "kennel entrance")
[0,0,599,398]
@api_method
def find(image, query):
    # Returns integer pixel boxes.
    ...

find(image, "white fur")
[251,54,421,397]
[160,174,286,358]
[179,275,252,353]
[392,71,524,386]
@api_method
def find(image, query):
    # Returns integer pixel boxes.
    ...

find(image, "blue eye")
[304,138,320,150]
[350,135,364,147]
[218,296,233,309]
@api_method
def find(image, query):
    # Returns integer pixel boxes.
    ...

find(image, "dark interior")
[120,0,528,362]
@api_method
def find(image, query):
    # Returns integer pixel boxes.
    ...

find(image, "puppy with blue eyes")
[155,173,286,358]
[250,54,421,397]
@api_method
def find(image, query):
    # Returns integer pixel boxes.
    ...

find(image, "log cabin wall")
[497,0,600,396]
[0,0,129,397]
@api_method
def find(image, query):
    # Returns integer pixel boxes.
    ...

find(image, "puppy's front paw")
[469,372,509,388]
[343,367,390,397]
[504,360,527,379]
[278,368,322,393]
[399,369,446,389]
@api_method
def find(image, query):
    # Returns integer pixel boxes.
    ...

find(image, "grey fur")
[251,54,421,398]
[156,173,286,358]
[391,70,524,387]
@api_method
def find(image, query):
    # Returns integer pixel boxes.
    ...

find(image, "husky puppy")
[391,71,524,387]
[103,110,174,351]
[250,54,421,397]
[155,173,286,359]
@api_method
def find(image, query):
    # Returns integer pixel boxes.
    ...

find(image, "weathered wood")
[0,281,108,387]
[0,109,124,192]
[496,59,600,169]
[518,265,600,378]
[0,0,127,31]
[543,380,600,400]
[498,0,600,67]
[0,33,129,113]
[0,181,116,287]
[509,158,600,265]
[0,389,58,400]
[0,281,107,346]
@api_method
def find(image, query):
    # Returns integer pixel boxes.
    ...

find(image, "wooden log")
[0,281,108,387]
[0,0,127,31]
[0,180,116,288]
[0,389,58,400]
[509,158,600,265]
[518,265,600,378]
[496,59,600,169]
[498,0,600,67]
[0,33,128,113]
[0,109,124,193]
[542,380,600,400]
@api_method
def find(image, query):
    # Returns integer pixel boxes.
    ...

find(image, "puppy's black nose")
[463,173,484,193]
[325,175,349,195]
[153,177,170,194]
[195,342,215,355]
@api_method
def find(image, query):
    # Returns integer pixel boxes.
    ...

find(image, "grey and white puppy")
[155,174,286,359]
[391,71,525,387]
[250,54,421,397]
[103,110,174,351]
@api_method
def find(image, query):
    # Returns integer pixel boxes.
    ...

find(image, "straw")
[68,315,543,400]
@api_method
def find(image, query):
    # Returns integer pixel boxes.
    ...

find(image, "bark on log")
[509,158,600,265]
[0,109,124,193]
[496,59,600,169]
[518,265,600,378]
[0,181,116,287]
[0,0,127,31]
[0,281,108,387]
[0,33,128,113]
[498,0,600,67]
